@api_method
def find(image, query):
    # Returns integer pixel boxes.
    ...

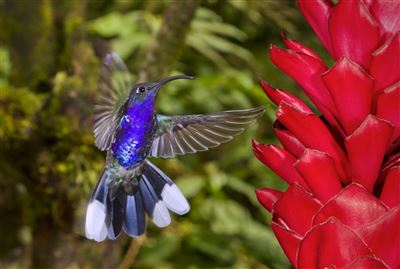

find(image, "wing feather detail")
[94,52,133,151]
[149,106,265,158]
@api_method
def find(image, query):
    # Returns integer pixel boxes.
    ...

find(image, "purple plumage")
[87,52,263,241]
[111,94,156,168]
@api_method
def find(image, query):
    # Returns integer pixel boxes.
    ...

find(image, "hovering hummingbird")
[85,52,264,241]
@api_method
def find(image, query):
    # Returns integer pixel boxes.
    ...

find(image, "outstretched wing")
[94,52,133,151]
[149,106,265,158]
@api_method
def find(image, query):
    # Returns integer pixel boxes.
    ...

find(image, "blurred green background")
[0,0,327,268]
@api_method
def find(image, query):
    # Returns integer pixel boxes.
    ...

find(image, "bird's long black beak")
[156,75,195,89]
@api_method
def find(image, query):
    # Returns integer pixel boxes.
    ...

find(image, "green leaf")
[175,175,206,198]
[88,12,128,37]
[188,233,235,264]
[191,20,247,40]
[225,176,259,206]
[138,235,181,266]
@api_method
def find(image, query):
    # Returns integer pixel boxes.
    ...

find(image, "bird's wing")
[94,52,133,151]
[149,106,265,158]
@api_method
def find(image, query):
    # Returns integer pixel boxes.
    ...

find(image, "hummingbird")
[85,52,264,241]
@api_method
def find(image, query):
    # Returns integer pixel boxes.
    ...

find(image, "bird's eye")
[136,86,146,94]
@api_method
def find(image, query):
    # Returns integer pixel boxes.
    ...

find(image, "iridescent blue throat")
[111,94,156,168]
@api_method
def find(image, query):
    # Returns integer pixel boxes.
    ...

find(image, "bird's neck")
[127,95,156,117]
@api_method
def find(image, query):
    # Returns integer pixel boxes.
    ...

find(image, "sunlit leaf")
[176,175,206,198]
[139,235,181,266]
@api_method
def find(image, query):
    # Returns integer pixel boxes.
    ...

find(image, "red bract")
[255,1,400,268]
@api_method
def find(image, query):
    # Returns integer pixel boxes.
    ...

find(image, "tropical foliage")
[1,0,325,268]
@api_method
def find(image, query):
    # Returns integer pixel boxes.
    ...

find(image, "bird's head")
[129,75,194,103]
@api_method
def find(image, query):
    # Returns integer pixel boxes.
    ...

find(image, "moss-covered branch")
[138,0,199,82]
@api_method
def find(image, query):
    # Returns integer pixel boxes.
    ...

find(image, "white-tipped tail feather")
[85,160,191,241]
[85,200,107,242]
[152,201,171,227]
[161,184,190,215]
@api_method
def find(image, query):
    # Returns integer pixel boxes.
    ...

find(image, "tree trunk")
[138,0,199,82]
[1,0,99,268]
[1,0,56,89]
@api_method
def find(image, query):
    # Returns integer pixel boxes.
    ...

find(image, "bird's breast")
[111,99,156,169]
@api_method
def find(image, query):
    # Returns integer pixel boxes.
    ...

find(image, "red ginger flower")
[254,1,400,268]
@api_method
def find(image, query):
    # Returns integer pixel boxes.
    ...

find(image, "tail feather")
[143,161,174,185]
[85,200,107,242]
[123,193,146,237]
[85,161,190,241]
[144,160,190,215]
[139,174,171,227]
[91,169,108,203]
[106,188,125,240]
[85,170,108,242]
